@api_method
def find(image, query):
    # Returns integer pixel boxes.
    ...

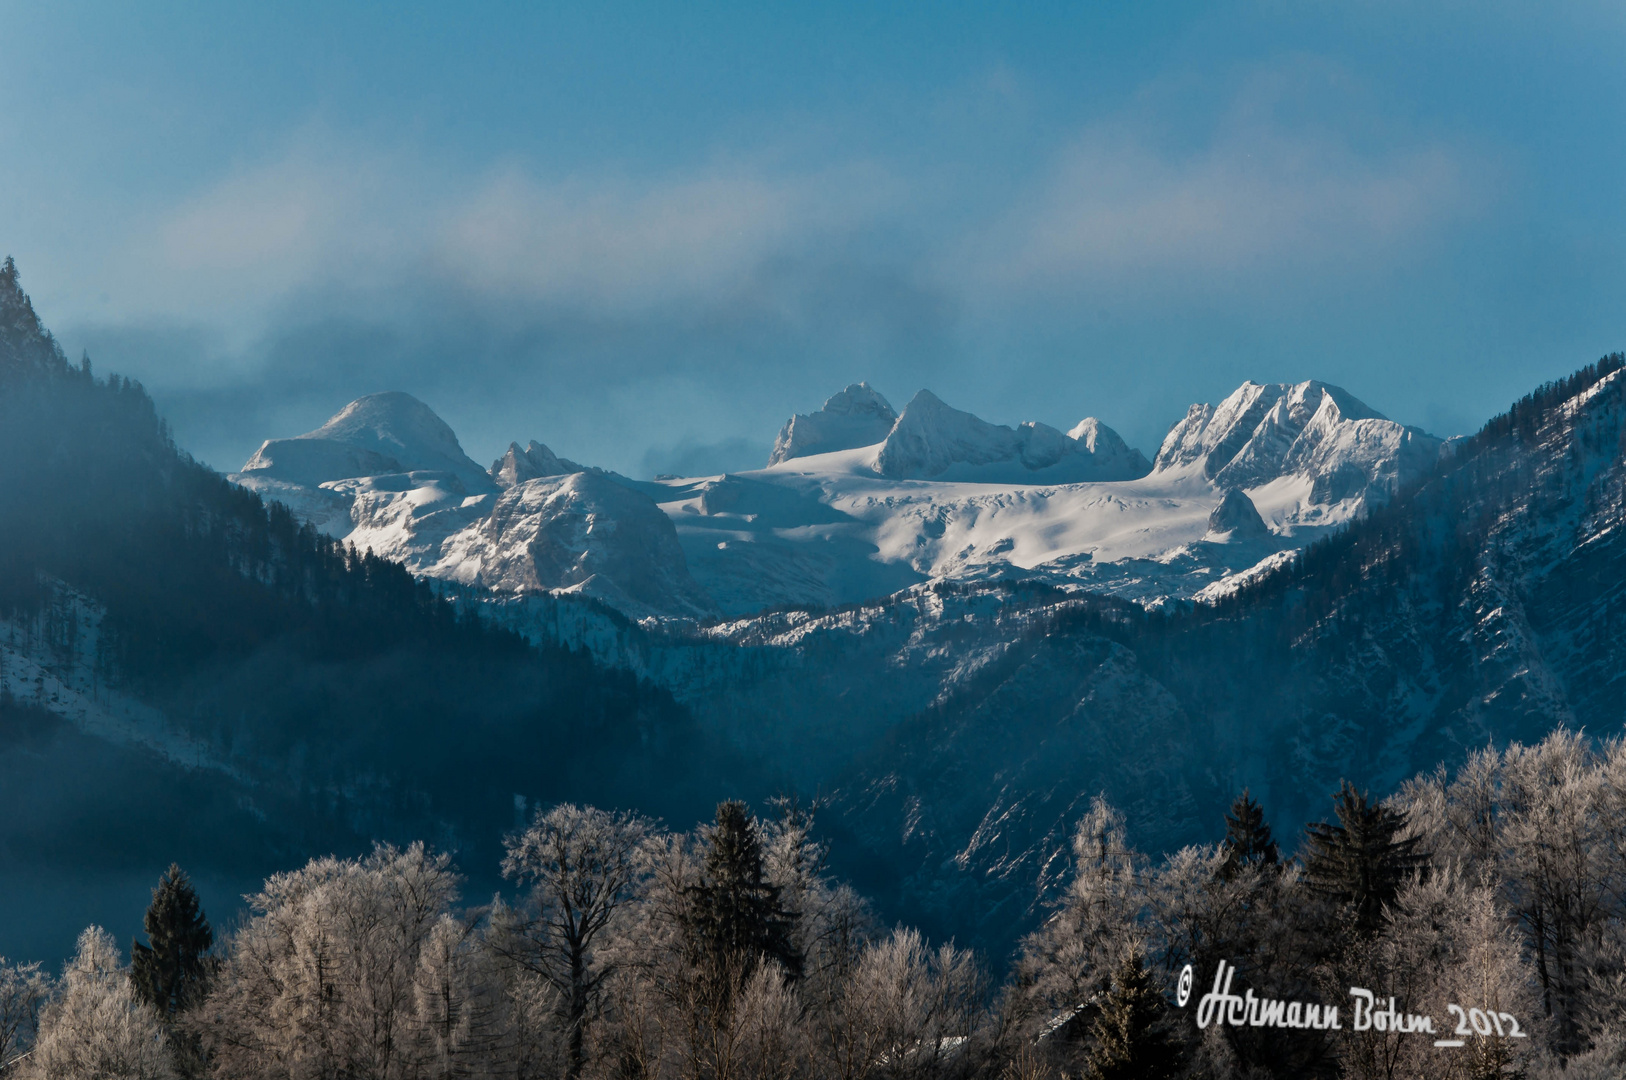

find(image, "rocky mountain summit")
[231,393,713,619]
[475,357,1626,950]
[1154,379,1442,504]
[490,440,582,488]
[435,471,715,619]
[231,378,1444,619]
[768,382,898,465]
[869,389,1150,482]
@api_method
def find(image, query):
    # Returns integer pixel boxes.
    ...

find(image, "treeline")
[2,728,1624,1079]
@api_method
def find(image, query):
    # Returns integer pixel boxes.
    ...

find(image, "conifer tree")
[1218,788,1279,880]
[1303,782,1428,936]
[130,864,214,1024]
[1080,952,1181,1080]
[687,800,802,985]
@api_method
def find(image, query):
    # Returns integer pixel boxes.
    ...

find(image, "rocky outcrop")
[872,390,1151,483]
[1153,380,1442,505]
[490,440,577,488]
[1204,488,1271,541]
[436,471,716,620]
[769,382,898,465]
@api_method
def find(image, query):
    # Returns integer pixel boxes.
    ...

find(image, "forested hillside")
[0,259,743,955]
[838,353,1626,953]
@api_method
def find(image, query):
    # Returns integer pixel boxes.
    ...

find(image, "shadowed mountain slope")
[0,259,741,959]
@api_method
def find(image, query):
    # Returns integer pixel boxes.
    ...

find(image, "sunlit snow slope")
[232,380,1442,618]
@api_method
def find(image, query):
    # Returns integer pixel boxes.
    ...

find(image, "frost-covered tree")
[1011,796,1146,1031]
[1326,867,1543,1080]
[1497,733,1615,1054]
[1396,729,1626,1059]
[1143,843,1327,1077]
[0,956,50,1072]
[193,842,481,1079]
[495,802,652,1080]
[824,928,982,1080]
[25,926,173,1080]
[761,798,873,1003]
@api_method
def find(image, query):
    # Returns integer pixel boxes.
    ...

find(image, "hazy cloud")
[962,60,1491,302]
[640,436,773,479]
[52,59,1510,476]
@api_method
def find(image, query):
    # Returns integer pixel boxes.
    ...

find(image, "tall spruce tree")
[132,864,214,1078]
[131,863,214,1020]
[1303,782,1428,936]
[687,800,802,984]
[1218,789,1279,880]
[1081,952,1182,1080]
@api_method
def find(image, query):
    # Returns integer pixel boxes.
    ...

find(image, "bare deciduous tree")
[495,802,653,1080]
[24,926,172,1080]
[1011,796,1146,1037]
[193,842,470,1079]
[0,956,49,1072]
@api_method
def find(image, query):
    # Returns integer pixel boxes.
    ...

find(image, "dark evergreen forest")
[0,258,745,952]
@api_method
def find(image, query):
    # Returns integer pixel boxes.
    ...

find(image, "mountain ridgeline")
[836,353,1626,946]
[5,252,1626,975]
[0,259,738,956]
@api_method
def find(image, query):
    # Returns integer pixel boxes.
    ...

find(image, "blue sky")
[3,1,1624,474]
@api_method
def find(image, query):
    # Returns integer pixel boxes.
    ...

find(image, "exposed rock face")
[824,362,1626,948]
[1204,488,1270,541]
[435,471,716,619]
[213,357,1626,958]
[231,394,716,619]
[769,383,898,465]
[1153,380,1442,505]
[871,390,1151,483]
[490,440,576,488]
[477,359,1626,953]
[231,378,1441,620]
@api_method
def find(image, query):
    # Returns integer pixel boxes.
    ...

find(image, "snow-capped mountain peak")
[1066,417,1153,476]
[1153,379,1439,505]
[230,374,1443,621]
[490,440,580,488]
[231,395,715,619]
[870,389,1151,483]
[240,391,495,492]
[768,382,898,465]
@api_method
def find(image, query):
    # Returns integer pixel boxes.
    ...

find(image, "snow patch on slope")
[0,583,242,777]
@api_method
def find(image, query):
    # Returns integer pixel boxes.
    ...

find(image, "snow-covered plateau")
[230,379,1443,620]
